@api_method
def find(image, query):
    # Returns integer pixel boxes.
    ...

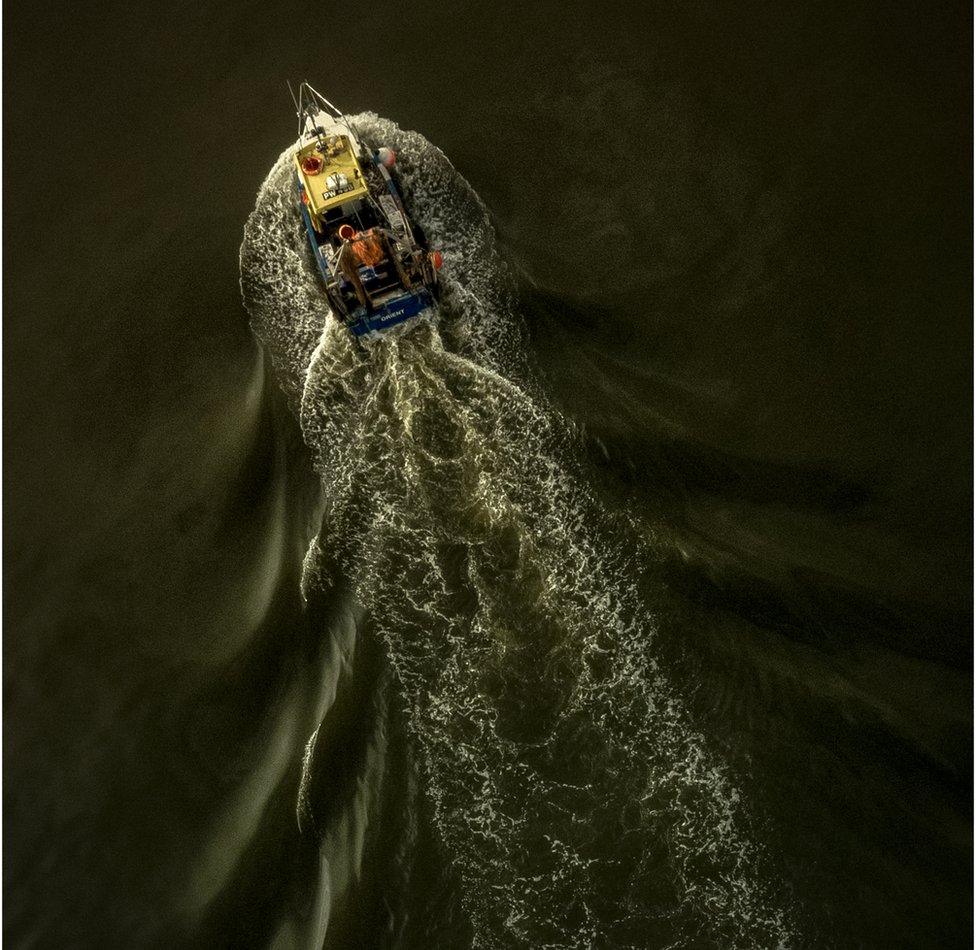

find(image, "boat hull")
[346,288,436,337]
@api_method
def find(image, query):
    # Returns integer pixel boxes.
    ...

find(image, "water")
[5,1,970,948]
[243,121,792,946]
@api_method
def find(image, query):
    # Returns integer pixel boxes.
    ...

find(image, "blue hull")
[347,289,435,337]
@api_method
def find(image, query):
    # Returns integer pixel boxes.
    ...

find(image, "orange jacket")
[350,230,385,267]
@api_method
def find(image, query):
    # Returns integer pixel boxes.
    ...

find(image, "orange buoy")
[301,155,324,176]
[430,250,444,270]
[337,224,357,241]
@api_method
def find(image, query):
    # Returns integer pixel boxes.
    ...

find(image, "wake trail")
[242,113,795,949]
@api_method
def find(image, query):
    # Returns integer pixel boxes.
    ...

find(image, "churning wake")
[241,114,794,948]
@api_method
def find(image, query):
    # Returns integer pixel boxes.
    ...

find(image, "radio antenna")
[287,81,302,135]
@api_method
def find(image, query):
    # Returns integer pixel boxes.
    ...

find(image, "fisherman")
[337,241,370,310]
[349,228,385,267]
[351,228,414,291]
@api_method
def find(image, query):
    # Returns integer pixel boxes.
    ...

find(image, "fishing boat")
[291,83,443,339]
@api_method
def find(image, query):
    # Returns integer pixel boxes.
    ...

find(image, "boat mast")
[304,83,344,118]
[292,81,345,137]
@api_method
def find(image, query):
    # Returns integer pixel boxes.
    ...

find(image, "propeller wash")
[241,105,795,949]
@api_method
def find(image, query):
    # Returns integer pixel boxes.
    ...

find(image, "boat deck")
[295,132,368,222]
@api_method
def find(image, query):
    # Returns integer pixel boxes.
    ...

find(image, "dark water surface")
[5,1,971,947]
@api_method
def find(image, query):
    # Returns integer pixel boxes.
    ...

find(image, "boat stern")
[347,288,436,337]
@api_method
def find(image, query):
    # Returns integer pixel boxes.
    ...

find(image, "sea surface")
[5,1,972,948]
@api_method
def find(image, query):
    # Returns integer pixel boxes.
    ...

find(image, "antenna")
[287,81,303,136]
[304,83,344,118]
[290,81,346,142]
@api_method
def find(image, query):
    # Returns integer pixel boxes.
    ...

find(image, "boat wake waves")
[242,114,794,948]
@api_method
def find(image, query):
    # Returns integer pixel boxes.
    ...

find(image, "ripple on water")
[242,114,796,949]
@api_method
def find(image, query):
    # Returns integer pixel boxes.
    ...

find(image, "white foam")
[241,114,795,948]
